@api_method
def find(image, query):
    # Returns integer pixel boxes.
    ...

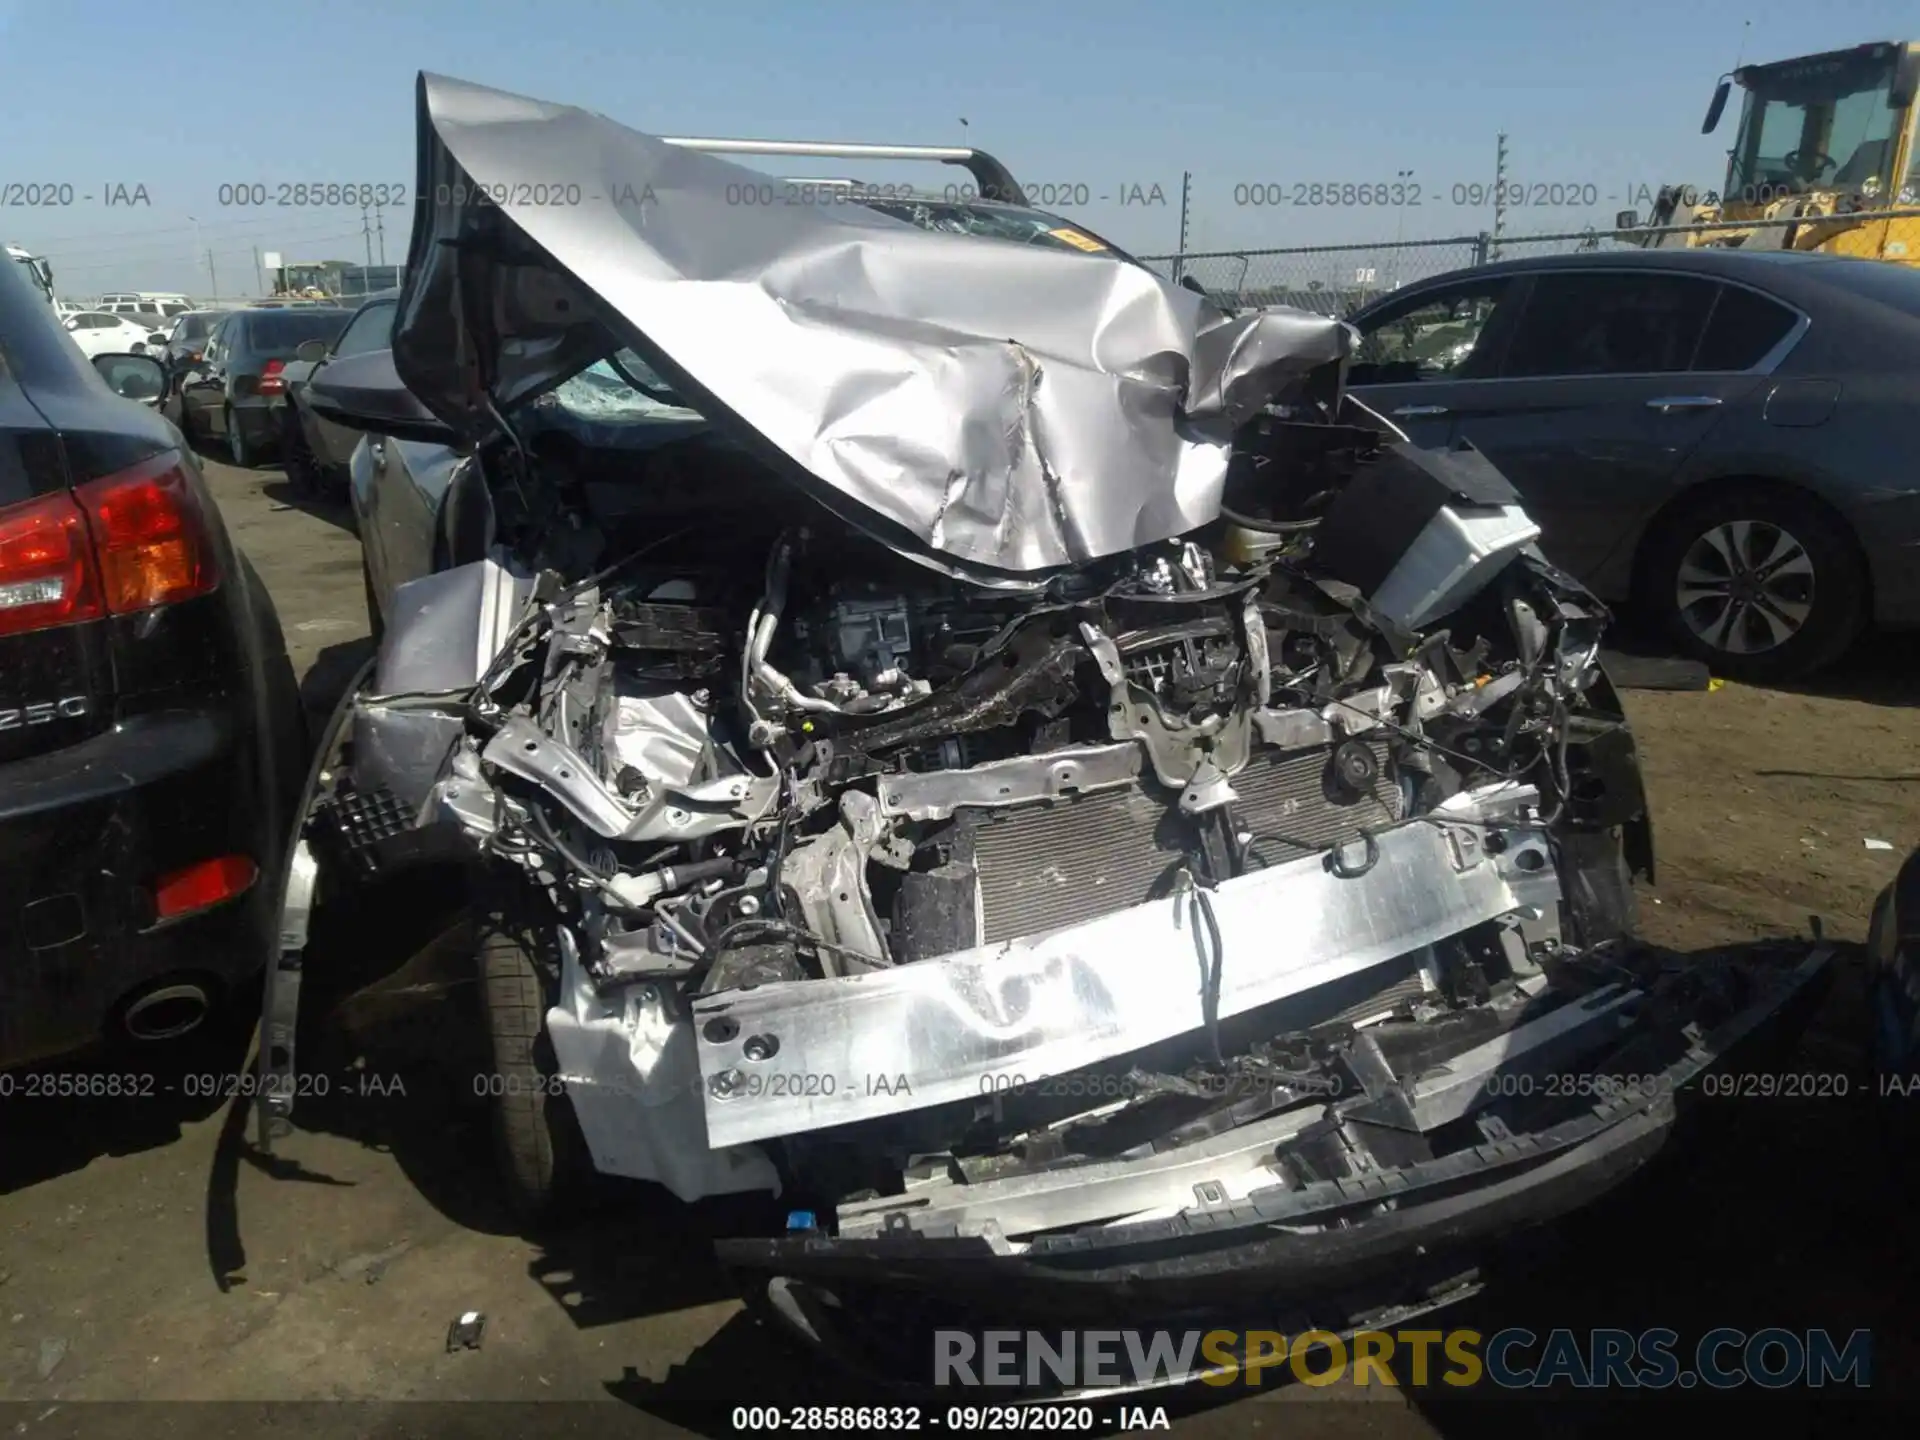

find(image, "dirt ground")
[2,454,1916,1436]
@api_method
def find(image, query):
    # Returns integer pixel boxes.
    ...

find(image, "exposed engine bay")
[262,392,1702,1234]
[253,73,1834,1386]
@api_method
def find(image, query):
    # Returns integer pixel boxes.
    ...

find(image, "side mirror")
[1615,209,1640,231]
[148,332,168,346]
[295,338,329,363]
[306,348,460,445]
[92,352,167,406]
[1702,78,1731,134]
[1178,273,1209,296]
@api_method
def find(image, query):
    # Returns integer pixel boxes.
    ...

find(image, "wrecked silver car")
[261,72,1832,1391]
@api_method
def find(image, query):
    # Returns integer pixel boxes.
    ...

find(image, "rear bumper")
[719,943,1833,1396]
[0,707,277,1067]
[230,398,278,449]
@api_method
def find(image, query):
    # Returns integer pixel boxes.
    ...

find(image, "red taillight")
[0,450,218,637]
[258,358,286,397]
[0,490,104,637]
[153,854,257,921]
[80,452,221,613]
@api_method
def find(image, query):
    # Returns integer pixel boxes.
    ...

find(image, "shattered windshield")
[546,349,706,422]
[858,198,1123,257]
[1727,49,1905,198]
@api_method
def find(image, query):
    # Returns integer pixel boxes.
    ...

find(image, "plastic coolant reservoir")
[1221,525,1292,566]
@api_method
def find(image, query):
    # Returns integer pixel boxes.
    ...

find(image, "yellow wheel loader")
[1622,40,1920,264]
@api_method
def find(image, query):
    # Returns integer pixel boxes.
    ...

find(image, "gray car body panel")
[1346,249,1920,625]
[388,71,1351,578]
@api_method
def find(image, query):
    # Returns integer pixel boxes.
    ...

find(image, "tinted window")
[1351,280,1512,385]
[331,301,396,359]
[1502,273,1717,377]
[239,309,351,353]
[1692,285,1799,370]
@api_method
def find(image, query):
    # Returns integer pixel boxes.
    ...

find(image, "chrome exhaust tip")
[123,982,211,1041]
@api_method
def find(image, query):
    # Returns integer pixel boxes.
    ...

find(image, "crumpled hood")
[394,72,1352,576]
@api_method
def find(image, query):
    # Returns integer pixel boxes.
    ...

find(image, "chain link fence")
[1139,209,1920,316]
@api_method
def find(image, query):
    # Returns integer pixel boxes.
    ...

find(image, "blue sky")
[3,0,1915,296]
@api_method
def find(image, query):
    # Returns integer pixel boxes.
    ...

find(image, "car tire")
[1640,484,1864,683]
[225,405,261,469]
[281,409,318,495]
[475,882,590,1225]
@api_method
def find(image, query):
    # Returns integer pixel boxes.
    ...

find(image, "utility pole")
[1492,132,1510,260]
[187,215,204,299]
[375,206,387,266]
[207,249,218,302]
[253,245,264,296]
[1391,169,1415,287]
[361,205,374,269]
[1173,170,1192,282]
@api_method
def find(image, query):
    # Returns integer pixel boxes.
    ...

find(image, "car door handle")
[368,438,386,465]
[1645,395,1724,413]
[1390,403,1449,417]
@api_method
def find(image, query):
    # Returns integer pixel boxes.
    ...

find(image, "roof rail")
[658,137,1026,205]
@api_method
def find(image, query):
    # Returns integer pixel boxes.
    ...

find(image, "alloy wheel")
[1675,519,1815,655]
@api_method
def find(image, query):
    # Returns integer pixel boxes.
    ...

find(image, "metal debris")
[446,1311,487,1352]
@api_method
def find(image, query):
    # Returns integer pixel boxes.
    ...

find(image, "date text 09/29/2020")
[0,1070,406,1101]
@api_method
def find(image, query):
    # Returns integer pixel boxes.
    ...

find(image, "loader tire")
[475,888,589,1225]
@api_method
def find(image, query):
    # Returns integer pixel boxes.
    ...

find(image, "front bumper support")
[718,944,1834,1394]
[693,796,1555,1148]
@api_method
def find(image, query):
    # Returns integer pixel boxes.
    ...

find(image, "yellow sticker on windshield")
[1047,226,1107,253]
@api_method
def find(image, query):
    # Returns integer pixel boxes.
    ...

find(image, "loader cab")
[1716,41,1920,208]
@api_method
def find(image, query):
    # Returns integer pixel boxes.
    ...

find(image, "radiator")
[970,738,1403,944]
